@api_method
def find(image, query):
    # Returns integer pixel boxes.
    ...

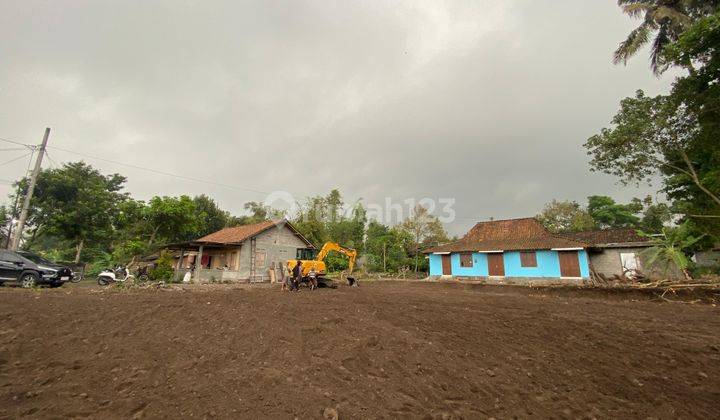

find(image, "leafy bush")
[86,252,115,276]
[149,250,175,282]
[112,239,148,266]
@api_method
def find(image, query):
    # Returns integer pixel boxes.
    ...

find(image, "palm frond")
[614,24,653,65]
[650,24,671,74]
[622,3,654,19]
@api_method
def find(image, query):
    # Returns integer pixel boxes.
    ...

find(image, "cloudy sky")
[0,0,679,235]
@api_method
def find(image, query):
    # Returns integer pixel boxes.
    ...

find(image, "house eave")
[590,242,653,249]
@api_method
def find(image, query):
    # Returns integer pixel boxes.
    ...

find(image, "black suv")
[0,250,74,288]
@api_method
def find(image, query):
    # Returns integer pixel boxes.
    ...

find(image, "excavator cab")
[296,248,317,260]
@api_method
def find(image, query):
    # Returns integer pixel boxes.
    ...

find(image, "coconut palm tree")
[613,0,719,74]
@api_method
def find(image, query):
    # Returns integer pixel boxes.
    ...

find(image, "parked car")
[0,250,74,288]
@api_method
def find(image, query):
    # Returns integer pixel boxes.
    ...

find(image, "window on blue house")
[520,251,537,267]
[460,253,473,268]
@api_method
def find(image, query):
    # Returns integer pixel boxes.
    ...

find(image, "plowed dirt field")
[1,281,718,418]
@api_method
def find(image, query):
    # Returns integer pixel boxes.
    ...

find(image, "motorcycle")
[97,266,136,286]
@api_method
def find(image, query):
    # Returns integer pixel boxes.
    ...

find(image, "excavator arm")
[315,242,358,274]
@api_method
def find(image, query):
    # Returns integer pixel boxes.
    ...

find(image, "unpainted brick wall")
[238,224,309,280]
[589,247,683,280]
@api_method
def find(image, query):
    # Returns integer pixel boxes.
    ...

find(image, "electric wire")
[48,145,270,195]
[0,137,32,148]
[45,150,58,169]
[0,152,32,167]
[1,134,272,195]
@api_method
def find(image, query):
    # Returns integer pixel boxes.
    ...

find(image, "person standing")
[308,267,318,290]
[291,260,302,292]
[183,264,195,283]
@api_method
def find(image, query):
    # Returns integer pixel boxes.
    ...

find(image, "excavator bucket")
[317,277,337,289]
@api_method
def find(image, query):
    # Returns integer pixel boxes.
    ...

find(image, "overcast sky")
[0,0,679,235]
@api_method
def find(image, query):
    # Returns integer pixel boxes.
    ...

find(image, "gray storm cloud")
[0,0,678,235]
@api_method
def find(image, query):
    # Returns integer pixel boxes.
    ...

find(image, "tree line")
[536,195,673,234]
[0,162,449,274]
[3,1,719,276]
[582,1,720,268]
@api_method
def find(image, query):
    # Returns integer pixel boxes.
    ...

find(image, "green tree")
[613,0,718,74]
[536,199,597,233]
[640,197,674,233]
[663,11,720,237]
[192,195,230,238]
[364,220,412,272]
[586,195,641,229]
[292,190,367,252]
[231,201,285,226]
[326,201,367,252]
[293,196,328,246]
[325,189,343,223]
[604,5,720,243]
[400,205,450,273]
[586,91,720,207]
[27,162,127,263]
[109,199,150,263]
[144,195,197,246]
[0,204,10,246]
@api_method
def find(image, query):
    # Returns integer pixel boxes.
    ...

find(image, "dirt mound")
[1,282,718,418]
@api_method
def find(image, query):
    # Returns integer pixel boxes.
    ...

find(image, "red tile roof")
[561,228,650,247]
[423,217,586,253]
[196,219,313,247]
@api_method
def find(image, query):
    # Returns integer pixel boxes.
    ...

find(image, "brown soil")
[1,281,719,419]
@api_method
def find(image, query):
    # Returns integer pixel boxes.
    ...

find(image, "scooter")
[97,266,136,285]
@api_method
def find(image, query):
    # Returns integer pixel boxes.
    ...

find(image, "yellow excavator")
[286,241,358,288]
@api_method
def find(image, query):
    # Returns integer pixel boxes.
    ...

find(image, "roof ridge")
[546,231,587,247]
[570,227,638,233]
[472,216,539,225]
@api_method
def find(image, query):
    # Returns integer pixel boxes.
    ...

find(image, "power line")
[0,137,32,148]
[0,147,27,152]
[0,152,32,167]
[0,134,273,195]
[48,144,271,195]
[45,150,58,169]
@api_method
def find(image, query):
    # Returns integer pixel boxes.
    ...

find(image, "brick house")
[166,219,315,282]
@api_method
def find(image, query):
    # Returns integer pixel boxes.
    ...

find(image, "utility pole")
[11,127,50,251]
[3,184,21,249]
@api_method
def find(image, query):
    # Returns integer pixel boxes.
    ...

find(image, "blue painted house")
[424,218,590,280]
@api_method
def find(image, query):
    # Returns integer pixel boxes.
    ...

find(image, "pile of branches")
[590,267,720,290]
[635,276,720,290]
